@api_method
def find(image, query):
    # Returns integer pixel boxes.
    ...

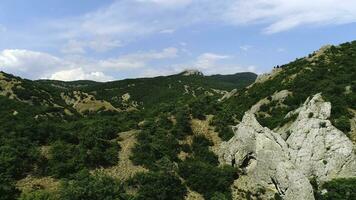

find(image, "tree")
[59,170,128,200]
[0,174,20,200]
[129,172,187,200]
[178,160,236,199]
[319,178,356,200]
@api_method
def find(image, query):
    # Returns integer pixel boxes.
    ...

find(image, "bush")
[319,122,327,128]
[308,112,314,118]
[131,124,180,170]
[333,116,351,133]
[178,160,236,199]
[59,170,127,200]
[173,109,193,140]
[191,136,218,165]
[19,190,56,200]
[0,174,20,200]
[0,137,40,179]
[129,172,187,200]
[47,141,86,178]
[319,178,356,200]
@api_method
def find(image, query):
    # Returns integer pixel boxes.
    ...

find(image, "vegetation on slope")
[213,41,356,140]
[1,41,355,200]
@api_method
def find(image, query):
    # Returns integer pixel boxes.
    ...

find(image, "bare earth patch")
[185,189,205,200]
[94,130,148,181]
[16,176,60,195]
[191,115,222,154]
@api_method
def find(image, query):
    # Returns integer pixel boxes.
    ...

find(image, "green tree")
[130,172,187,200]
[59,170,127,200]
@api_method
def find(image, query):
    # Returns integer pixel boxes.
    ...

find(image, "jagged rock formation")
[219,94,356,200]
[182,69,204,76]
[252,68,283,86]
[219,89,238,102]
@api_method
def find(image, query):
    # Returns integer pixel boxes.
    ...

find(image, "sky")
[0,0,356,81]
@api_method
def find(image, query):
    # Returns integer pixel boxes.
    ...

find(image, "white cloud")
[195,53,230,69]
[0,49,69,78]
[61,38,122,54]
[50,68,113,82]
[97,47,178,70]
[169,52,259,75]
[240,45,253,51]
[225,0,356,33]
[0,47,178,80]
[35,0,356,59]
[136,0,193,7]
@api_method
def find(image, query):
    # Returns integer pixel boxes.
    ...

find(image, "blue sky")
[0,0,356,81]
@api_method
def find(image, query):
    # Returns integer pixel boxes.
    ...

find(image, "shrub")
[319,178,356,200]
[131,125,180,170]
[19,190,56,200]
[319,122,327,128]
[333,116,351,133]
[129,172,187,200]
[47,141,86,178]
[59,170,127,200]
[178,160,236,199]
[191,136,218,165]
[308,112,314,118]
[0,174,20,200]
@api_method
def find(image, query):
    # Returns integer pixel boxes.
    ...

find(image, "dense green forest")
[0,41,355,200]
[0,70,253,200]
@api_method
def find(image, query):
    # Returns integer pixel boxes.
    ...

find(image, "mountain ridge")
[0,41,355,200]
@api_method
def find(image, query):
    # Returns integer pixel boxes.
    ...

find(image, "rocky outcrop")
[219,89,238,102]
[286,94,356,182]
[249,90,292,114]
[219,93,356,200]
[182,69,204,76]
[61,91,121,114]
[252,68,283,86]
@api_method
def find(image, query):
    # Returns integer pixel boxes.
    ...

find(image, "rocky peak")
[181,69,204,76]
[306,45,332,62]
[219,93,356,200]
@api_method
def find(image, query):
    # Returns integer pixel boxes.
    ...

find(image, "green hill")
[0,41,355,200]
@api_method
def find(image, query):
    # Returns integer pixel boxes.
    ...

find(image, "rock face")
[219,89,238,102]
[182,70,204,76]
[219,93,356,200]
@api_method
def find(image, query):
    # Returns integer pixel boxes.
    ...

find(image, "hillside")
[0,69,256,200]
[0,41,355,200]
[0,70,256,115]
[213,43,356,141]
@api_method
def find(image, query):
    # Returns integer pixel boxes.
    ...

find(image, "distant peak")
[180,69,204,76]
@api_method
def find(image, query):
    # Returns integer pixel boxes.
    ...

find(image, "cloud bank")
[1,0,356,80]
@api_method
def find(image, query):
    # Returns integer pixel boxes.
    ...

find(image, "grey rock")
[219,93,356,200]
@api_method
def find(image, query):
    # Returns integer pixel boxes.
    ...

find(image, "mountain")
[0,70,256,115]
[0,41,355,200]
